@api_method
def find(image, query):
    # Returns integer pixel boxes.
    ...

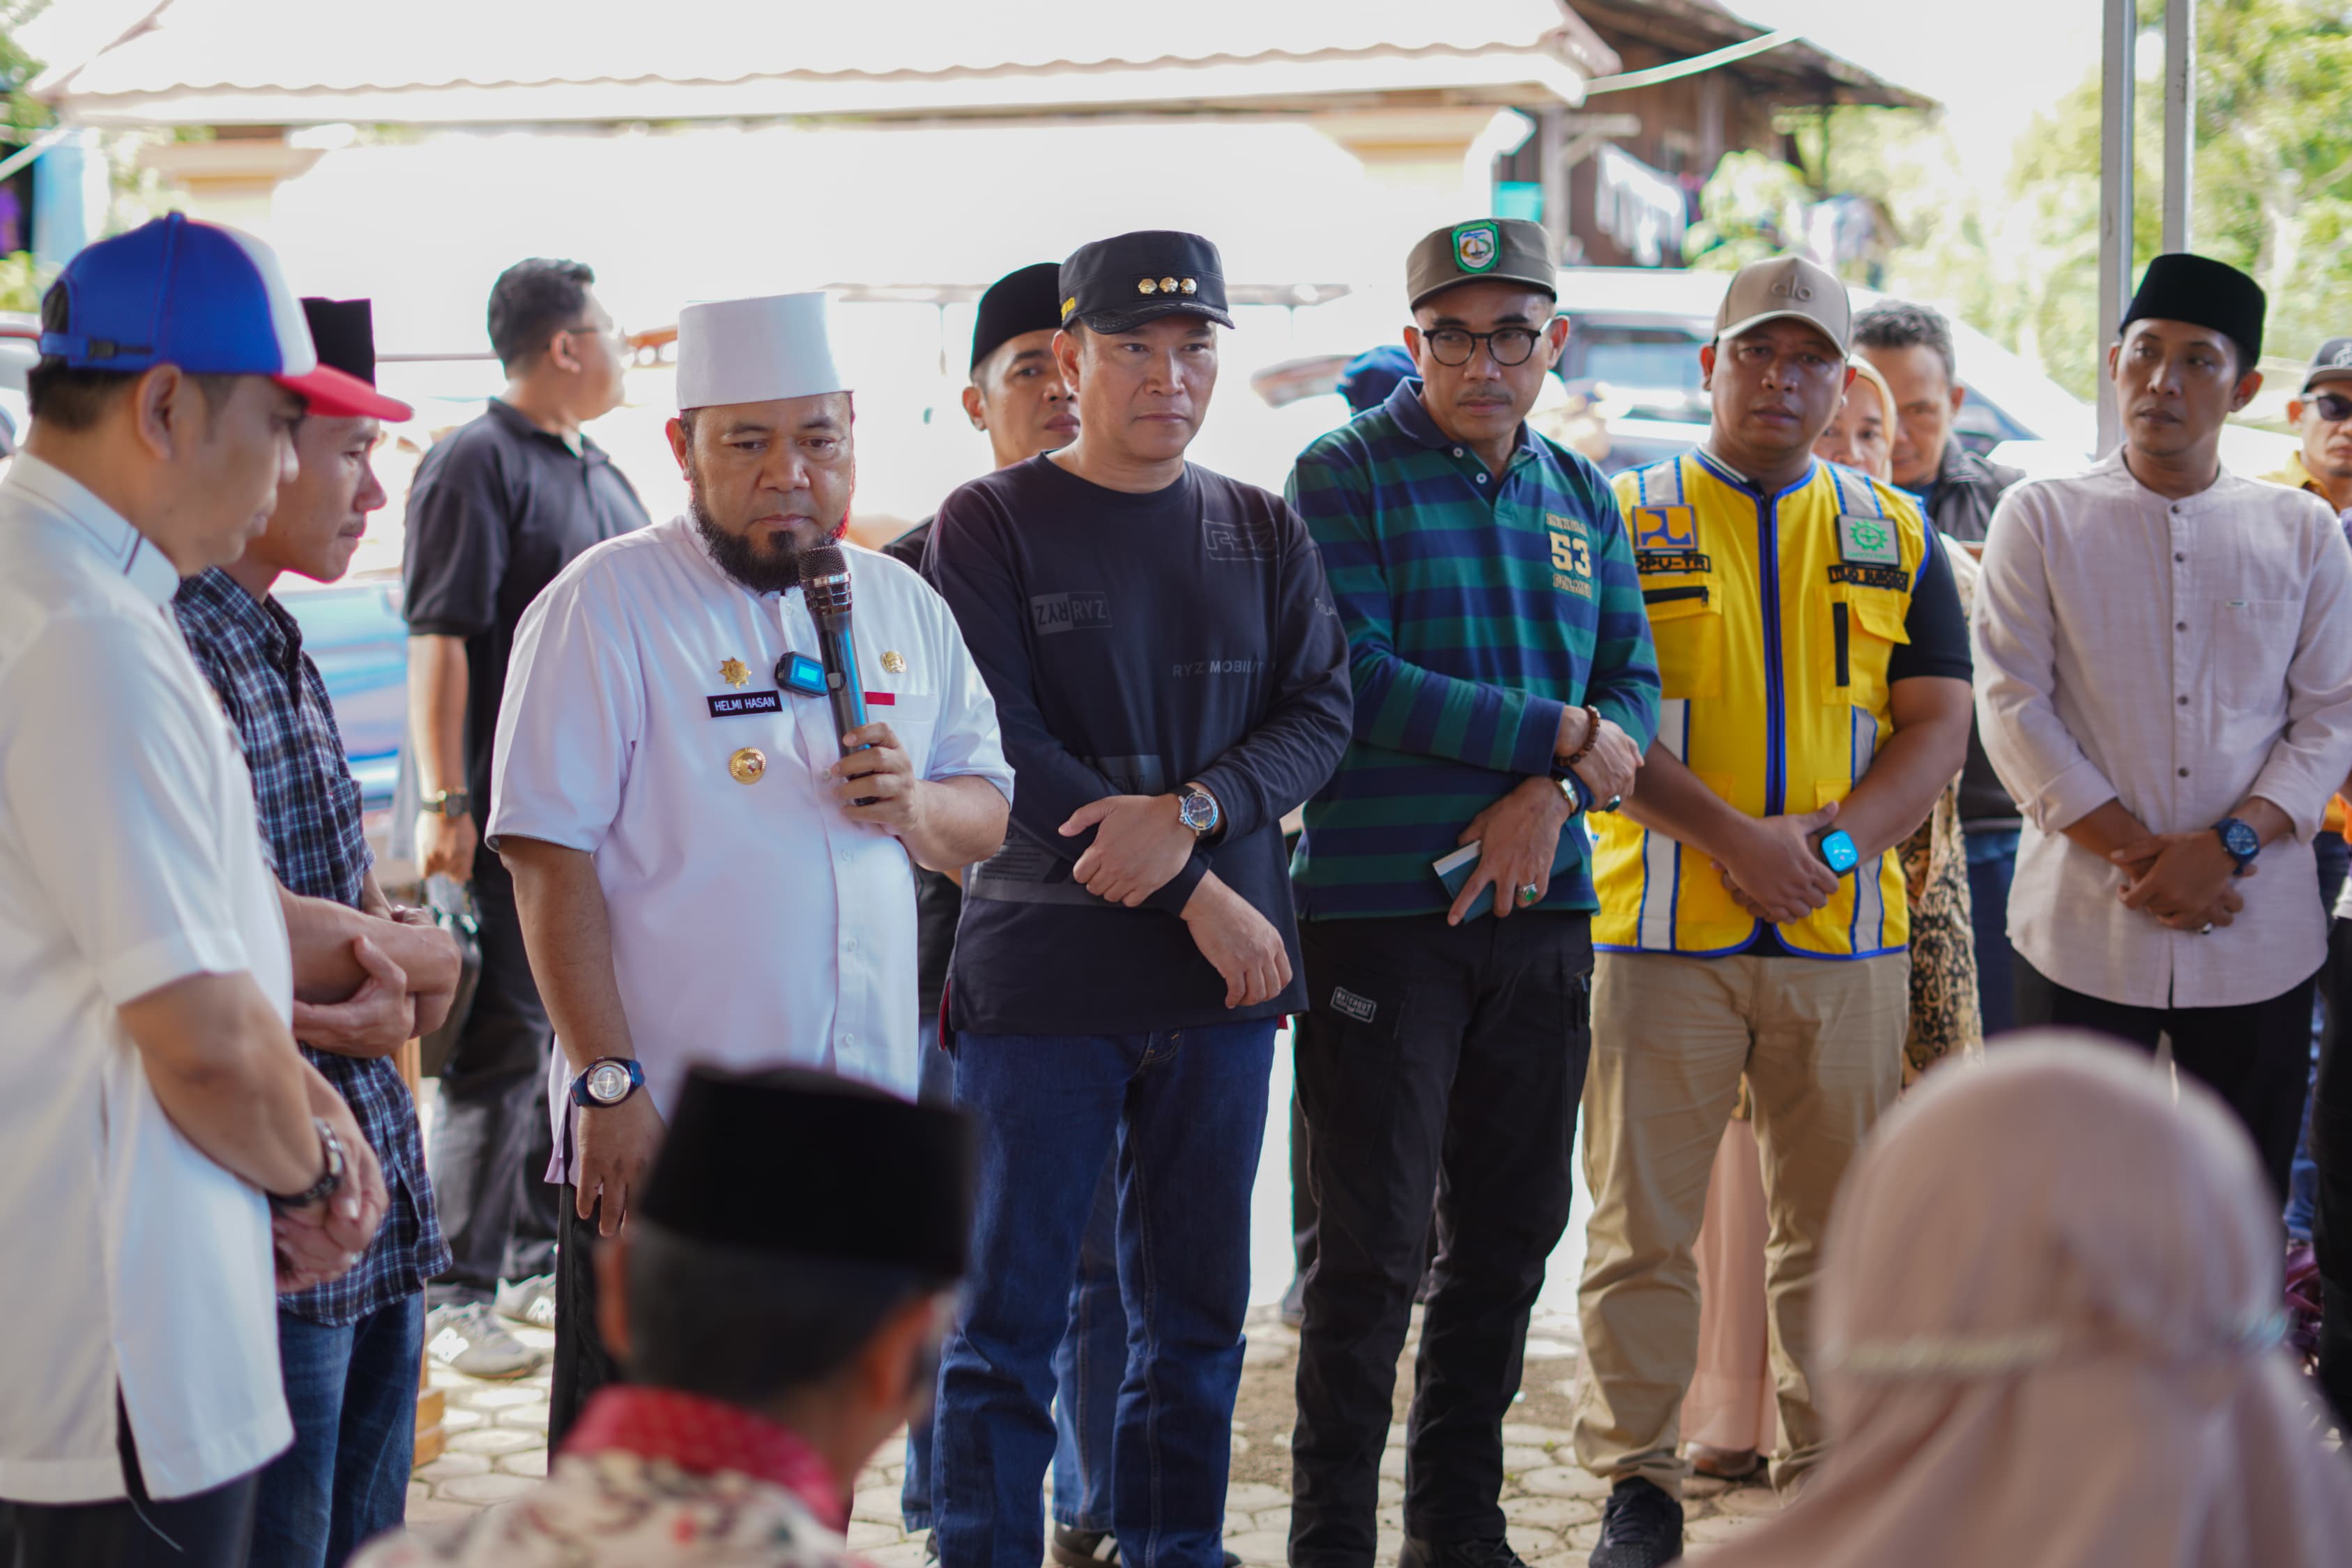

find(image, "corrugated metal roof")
[40,0,1621,117]
[1569,0,1932,110]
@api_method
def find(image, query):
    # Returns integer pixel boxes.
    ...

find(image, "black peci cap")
[2121,253,2266,374]
[300,297,381,386]
[1059,231,1234,335]
[637,1066,975,1279]
[971,262,1065,371]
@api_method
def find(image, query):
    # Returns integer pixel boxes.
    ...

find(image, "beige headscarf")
[1706,1034,2352,1568]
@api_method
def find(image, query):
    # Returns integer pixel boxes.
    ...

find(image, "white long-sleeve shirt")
[1971,451,2352,1009]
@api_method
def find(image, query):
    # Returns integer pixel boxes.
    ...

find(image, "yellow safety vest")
[1592,449,1929,958]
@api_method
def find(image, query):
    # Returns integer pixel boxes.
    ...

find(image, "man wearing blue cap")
[0,213,393,1567]
[925,231,1352,1568]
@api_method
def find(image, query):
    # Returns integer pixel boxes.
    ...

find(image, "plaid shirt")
[173,569,450,1325]
[1285,378,1660,918]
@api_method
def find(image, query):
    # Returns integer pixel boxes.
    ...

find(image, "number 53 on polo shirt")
[1545,512,1596,599]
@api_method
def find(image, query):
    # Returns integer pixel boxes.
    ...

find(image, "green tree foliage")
[1689,0,2352,401]
[0,1,50,309]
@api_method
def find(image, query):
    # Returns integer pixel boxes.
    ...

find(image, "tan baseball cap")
[1714,255,1851,355]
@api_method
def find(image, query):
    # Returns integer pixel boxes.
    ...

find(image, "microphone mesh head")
[799,544,852,615]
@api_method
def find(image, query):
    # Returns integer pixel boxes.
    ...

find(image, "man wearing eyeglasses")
[1284,218,1659,1568]
[403,257,650,1379]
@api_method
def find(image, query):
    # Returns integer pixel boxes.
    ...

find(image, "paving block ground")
[408,1305,1776,1560]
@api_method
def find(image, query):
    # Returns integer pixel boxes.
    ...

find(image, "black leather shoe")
[1589,1477,1683,1567]
[1051,1527,1242,1568]
[1399,1536,1532,1568]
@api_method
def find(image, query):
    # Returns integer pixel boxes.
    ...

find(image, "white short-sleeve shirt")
[0,454,293,1503]
[487,516,1011,1170]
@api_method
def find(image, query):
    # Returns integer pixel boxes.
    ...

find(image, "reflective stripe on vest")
[1594,452,1926,958]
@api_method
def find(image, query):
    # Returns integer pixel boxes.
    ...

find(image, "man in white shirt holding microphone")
[485,291,1014,1444]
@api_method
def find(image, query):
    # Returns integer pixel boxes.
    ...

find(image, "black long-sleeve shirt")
[926,454,1352,1034]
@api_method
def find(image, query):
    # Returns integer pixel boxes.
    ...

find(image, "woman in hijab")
[1706,1036,2352,1567]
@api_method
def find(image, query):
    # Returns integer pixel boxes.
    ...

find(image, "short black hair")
[487,257,597,371]
[26,280,238,431]
[1853,300,1957,386]
[623,1220,940,1406]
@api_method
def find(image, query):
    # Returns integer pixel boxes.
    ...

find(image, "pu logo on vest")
[1030,591,1113,634]
[1631,505,1698,551]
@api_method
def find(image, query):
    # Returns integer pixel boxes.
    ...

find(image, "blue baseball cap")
[1338,345,1416,415]
[39,213,407,419]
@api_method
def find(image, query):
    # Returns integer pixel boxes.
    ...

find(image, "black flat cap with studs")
[1059,230,1235,335]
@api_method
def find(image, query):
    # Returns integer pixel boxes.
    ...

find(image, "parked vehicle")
[279,574,408,813]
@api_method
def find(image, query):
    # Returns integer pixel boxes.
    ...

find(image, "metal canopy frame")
[2099,0,2198,453]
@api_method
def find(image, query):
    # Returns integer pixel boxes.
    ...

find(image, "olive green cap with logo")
[1407,218,1559,312]
[1714,254,1851,355]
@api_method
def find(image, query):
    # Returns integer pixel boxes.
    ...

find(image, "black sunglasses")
[2312,391,2352,423]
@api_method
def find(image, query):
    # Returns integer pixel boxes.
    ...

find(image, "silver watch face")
[586,1061,633,1105]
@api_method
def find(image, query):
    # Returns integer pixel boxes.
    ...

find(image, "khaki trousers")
[1570,950,1906,1496]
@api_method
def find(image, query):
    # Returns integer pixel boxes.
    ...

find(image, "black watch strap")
[267,1117,346,1212]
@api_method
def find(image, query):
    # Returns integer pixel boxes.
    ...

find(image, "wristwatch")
[1177,784,1221,838]
[570,1056,645,1109]
[2213,816,2261,877]
[266,1116,347,1213]
[1548,761,1592,815]
[1815,828,1861,877]
[421,787,472,820]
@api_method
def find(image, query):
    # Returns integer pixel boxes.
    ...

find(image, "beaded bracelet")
[1562,703,1603,767]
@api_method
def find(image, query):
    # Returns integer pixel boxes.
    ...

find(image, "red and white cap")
[40,213,410,421]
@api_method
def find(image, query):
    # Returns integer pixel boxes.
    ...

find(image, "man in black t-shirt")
[402,258,648,1378]
[924,232,1351,1568]
[888,263,1137,1565]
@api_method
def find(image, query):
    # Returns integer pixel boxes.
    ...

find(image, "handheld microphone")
[797,544,876,803]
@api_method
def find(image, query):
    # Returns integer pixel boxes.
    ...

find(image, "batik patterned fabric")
[350,1386,867,1568]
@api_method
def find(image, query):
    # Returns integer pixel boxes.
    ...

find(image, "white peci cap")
[674,291,851,412]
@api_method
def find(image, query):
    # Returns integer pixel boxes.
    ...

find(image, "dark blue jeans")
[904,1029,1125,1535]
[1964,824,2020,1037]
[933,1021,1276,1568]
[250,1293,425,1568]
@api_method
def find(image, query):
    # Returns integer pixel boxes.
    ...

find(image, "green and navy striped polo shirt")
[1285,378,1661,918]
